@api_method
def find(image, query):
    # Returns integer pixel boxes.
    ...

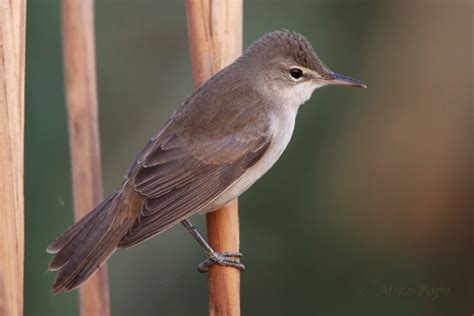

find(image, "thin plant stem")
[0,1,26,315]
[185,1,243,315]
[62,0,111,315]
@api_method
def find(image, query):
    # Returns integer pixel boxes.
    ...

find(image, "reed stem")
[186,1,243,315]
[62,0,111,315]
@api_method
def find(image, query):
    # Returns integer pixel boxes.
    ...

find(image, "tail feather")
[51,210,114,293]
[47,192,118,255]
[60,219,132,292]
[48,187,142,294]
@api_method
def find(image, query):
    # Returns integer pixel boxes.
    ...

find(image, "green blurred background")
[25,1,472,315]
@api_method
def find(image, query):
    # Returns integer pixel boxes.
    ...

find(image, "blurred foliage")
[25,1,472,315]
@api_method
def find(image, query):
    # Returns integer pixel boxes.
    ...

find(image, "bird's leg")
[181,219,245,273]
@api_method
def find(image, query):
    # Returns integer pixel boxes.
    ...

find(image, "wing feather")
[119,88,273,248]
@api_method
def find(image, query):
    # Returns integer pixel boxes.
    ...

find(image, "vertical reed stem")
[186,0,243,315]
[0,1,26,315]
[62,0,111,315]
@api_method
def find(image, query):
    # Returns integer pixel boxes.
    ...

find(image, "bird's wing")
[118,105,272,248]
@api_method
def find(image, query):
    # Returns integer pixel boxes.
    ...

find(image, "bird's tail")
[47,186,142,294]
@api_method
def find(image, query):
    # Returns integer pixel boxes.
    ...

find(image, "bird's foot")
[197,252,245,273]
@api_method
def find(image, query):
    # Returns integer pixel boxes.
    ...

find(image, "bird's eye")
[289,68,304,80]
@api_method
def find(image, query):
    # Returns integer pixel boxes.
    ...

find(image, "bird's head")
[240,30,366,108]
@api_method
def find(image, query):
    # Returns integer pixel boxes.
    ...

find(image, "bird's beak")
[324,72,367,88]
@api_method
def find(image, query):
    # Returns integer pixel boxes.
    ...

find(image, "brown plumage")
[47,186,143,293]
[47,42,273,292]
[47,29,365,293]
[243,29,333,79]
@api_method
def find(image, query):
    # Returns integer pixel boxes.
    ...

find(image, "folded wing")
[118,109,271,248]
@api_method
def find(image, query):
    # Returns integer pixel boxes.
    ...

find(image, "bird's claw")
[197,252,245,273]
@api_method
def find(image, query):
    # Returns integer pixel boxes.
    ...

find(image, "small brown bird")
[47,30,365,293]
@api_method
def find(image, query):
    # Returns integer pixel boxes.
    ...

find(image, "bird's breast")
[200,109,297,213]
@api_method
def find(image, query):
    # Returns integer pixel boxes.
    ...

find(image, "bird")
[47,30,366,293]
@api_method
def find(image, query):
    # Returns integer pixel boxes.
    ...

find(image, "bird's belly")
[199,111,296,214]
